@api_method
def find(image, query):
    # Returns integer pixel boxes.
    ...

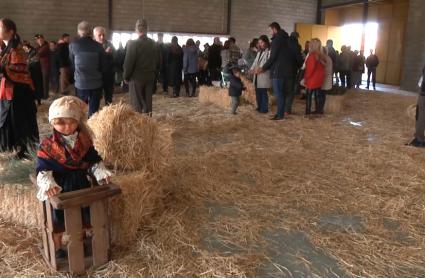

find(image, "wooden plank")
[91,201,109,267]
[40,201,50,262]
[53,187,121,210]
[64,207,85,275]
[44,200,57,270]
[50,184,121,209]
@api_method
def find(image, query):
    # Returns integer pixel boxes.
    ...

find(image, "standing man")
[94,26,115,105]
[366,49,379,90]
[256,22,300,121]
[57,33,71,95]
[69,21,105,117]
[48,41,60,95]
[407,65,425,148]
[286,31,303,114]
[207,37,222,85]
[157,33,169,95]
[326,39,338,86]
[228,37,241,65]
[34,34,50,99]
[123,19,160,115]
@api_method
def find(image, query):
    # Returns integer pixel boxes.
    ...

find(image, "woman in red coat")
[304,38,326,115]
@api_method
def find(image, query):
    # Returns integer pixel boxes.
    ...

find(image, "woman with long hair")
[250,35,271,113]
[303,38,326,116]
[0,18,39,158]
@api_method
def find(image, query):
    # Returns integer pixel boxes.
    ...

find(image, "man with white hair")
[94,26,115,105]
[123,19,160,115]
[69,21,106,117]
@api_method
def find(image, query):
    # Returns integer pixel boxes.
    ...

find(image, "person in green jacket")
[123,19,161,115]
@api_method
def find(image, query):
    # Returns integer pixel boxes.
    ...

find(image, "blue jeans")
[272,79,285,118]
[76,87,102,118]
[255,88,269,113]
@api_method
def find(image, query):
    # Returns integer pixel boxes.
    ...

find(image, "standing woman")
[183,39,198,97]
[319,47,333,114]
[303,38,326,116]
[250,35,271,113]
[0,18,39,158]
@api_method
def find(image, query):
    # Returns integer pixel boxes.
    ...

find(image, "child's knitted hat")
[48,96,88,123]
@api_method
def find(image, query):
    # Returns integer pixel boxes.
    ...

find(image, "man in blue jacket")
[256,22,302,121]
[69,21,106,117]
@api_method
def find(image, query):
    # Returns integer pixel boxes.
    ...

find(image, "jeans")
[305,88,321,114]
[339,71,350,88]
[231,96,239,114]
[272,79,284,118]
[76,87,102,118]
[314,90,327,114]
[255,88,269,113]
[184,73,197,97]
[367,68,377,89]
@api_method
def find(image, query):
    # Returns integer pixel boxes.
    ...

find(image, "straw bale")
[198,86,231,109]
[240,76,256,106]
[0,184,41,228]
[88,102,173,171]
[325,94,346,113]
[406,104,417,120]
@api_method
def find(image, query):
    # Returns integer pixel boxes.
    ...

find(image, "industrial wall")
[230,0,317,48]
[0,1,109,41]
[400,0,425,92]
[1,0,317,46]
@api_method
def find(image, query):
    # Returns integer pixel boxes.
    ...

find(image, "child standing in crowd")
[35,96,112,258]
[228,66,245,115]
[304,38,326,116]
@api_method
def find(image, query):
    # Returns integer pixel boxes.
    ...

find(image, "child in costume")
[36,96,112,258]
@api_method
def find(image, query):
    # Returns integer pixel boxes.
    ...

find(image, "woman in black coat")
[0,18,39,159]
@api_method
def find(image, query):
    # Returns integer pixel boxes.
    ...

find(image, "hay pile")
[198,86,231,109]
[406,104,417,120]
[88,103,172,171]
[325,94,346,113]
[240,75,256,106]
[0,184,41,228]
[87,103,173,246]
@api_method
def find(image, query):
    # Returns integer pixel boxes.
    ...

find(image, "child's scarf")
[37,129,93,170]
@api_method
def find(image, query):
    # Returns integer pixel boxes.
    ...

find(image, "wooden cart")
[30,175,121,275]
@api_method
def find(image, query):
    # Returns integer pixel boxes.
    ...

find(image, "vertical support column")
[64,207,85,274]
[108,0,113,31]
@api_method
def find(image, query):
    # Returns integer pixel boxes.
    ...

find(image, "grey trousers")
[231,96,239,114]
[415,94,425,142]
[129,73,155,114]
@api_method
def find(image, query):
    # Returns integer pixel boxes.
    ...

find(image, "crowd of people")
[1,16,425,162]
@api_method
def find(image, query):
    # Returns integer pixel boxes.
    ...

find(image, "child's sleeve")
[36,171,62,201]
[84,147,113,184]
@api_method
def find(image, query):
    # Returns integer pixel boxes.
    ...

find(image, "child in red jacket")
[304,38,327,116]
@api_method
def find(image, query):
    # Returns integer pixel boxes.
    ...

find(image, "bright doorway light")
[341,22,378,52]
[112,31,227,51]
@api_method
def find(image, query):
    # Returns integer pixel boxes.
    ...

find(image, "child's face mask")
[52,118,79,135]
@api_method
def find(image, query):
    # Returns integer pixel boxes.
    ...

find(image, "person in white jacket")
[250,35,272,113]
[318,47,333,114]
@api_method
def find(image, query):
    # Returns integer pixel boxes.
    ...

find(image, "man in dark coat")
[69,21,106,117]
[57,33,71,94]
[366,49,379,90]
[35,34,50,99]
[123,19,160,115]
[94,26,115,105]
[256,22,301,120]
[168,36,183,97]
[407,65,425,148]
[207,37,222,84]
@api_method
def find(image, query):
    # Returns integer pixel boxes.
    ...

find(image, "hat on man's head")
[34,34,44,39]
[48,96,88,123]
